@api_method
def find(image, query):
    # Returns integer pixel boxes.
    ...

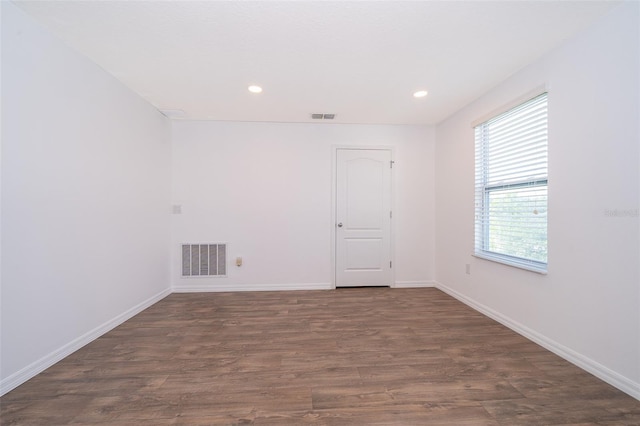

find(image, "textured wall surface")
[1,2,172,393]
[435,1,639,398]
[171,121,435,291]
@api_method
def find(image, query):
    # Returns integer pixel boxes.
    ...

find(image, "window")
[474,92,548,273]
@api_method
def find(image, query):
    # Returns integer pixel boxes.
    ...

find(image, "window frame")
[473,91,549,274]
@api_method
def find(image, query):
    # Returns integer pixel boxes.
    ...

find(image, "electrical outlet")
[465,264,471,275]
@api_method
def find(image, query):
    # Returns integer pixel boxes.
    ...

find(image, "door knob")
[337,222,343,227]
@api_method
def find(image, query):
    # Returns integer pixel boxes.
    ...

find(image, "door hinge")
[390,261,392,268]
[390,160,395,169]
[390,211,392,219]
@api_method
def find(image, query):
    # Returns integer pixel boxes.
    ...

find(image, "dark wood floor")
[2,288,639,425]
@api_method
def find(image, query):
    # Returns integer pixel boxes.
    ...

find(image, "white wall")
[434,1,639,398]
[171,121,435,291]
[1,2,171,394]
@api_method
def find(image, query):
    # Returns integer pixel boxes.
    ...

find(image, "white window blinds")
[474,92,548,273]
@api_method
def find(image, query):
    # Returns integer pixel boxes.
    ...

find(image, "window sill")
[473,252,548,275]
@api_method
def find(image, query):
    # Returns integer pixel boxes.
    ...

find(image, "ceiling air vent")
[311,113,336,120]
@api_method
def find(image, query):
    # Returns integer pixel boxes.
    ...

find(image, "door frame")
[330,145,395,289]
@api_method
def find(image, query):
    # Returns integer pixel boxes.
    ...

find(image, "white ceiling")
[13,0,619,125]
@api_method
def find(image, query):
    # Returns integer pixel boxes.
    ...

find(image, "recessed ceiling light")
[248,85,263,94]
[413,90,428,98]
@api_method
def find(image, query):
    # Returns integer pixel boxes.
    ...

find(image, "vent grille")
[311,113,336,120]
[182,243,226,277]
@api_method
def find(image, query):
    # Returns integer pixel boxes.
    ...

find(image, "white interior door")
[335,148,392,287]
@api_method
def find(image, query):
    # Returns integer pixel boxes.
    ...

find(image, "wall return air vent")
[182,243,226,277]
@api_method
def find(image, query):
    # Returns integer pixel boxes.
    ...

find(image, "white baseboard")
[394,280,436,288]
[434,281,640,401]
[172,282,333,293]
[174,281,436,292]
[0,287,171,397]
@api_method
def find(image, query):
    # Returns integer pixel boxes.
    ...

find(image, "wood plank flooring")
[2,288,639,425]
